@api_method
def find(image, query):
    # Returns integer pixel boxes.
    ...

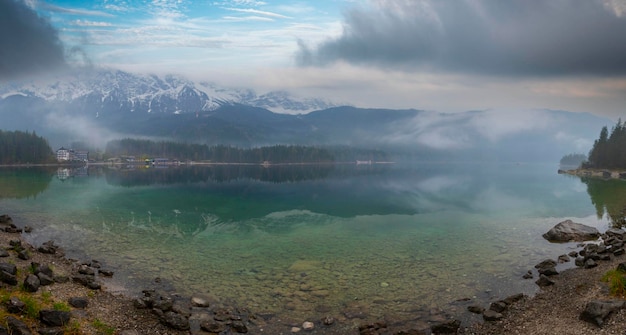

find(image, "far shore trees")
[560,153,587,167]
[104,139,389,164]
[584,119,626,169]
[0,130,55,164]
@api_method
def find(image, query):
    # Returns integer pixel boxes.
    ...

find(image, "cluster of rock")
[134,290,255,333]
[465,293,526,323]
[472,219,626,330]
[2,213,326,334]
[0,217,100,335]
[457,219,626,330]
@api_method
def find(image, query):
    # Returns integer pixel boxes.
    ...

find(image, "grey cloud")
[0,0,68,80]
[297,0,626,76]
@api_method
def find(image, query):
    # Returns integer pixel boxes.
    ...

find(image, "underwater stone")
[543,220,600,242]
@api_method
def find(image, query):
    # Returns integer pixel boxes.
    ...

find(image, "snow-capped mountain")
[0,69,336,115]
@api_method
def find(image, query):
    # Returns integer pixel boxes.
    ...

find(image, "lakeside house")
[56,147,89,162]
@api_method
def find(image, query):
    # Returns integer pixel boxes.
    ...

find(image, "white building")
[56,147,89,162]
[56,147,71,161]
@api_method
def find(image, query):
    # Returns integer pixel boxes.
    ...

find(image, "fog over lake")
[0,163,616,325]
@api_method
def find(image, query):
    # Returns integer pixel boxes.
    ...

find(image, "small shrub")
[20,295,40,319]
[41,290,52,303]
[92,319,115,335]
[64,320,82,335]
[602,269,626,297]
[52,301,70,311]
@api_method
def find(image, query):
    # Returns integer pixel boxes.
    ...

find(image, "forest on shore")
[104,139,389,163]
[0,131,389,165]
[584,119,626,169]
[0,130,54,164]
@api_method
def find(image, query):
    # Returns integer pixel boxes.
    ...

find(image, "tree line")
[105,139,342,163]
[560,153,587,167]
[0,130,54,164]
[584,119,626,169]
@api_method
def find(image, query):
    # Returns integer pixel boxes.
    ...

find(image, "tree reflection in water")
[582,177,626,228]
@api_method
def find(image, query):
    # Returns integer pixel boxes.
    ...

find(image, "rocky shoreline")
[2,212,626,334]
[460,220,626,335]
[558,168,626,180]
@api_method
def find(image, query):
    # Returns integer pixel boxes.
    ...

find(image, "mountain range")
[0,69,613,162]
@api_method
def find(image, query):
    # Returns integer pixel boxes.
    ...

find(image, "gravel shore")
[0,217,188,335]
[460,244,626,335]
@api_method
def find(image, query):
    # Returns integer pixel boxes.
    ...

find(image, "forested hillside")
[585,120,626,169]
[105,139,389,163]
[0,130,54,164]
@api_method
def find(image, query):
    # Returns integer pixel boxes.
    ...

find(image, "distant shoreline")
[559,168,626,180]
[0,161,395,168]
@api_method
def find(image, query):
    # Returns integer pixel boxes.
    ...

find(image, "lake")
[0,162,619,328]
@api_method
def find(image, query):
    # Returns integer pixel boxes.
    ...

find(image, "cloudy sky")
[2,0,626,118]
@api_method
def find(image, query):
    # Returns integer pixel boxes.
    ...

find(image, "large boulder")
[542,220,600,242]
[580,300,625,327]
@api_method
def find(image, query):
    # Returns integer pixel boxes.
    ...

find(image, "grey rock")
[467,305,484,314]
[200,319,227,333]
[37,241,58,254]
[32,263,54,277]
[322,316,335,325]
[0,270,17,286]
[534,259,557,269]
[6,297,25,314]
[606,228,626,239]
[6,316,32,335]
[430,319,460,334]
[503,293,525,305]
[72,274,100,289]
[68,297,89,309]
[38,328,63,335]
[23,274,40,292]
[77,265,95,276]
[191,296,210,307]
[580,300,625,327]
[585,259,598,269]
[543,220,600,242]
[172,298,191,317]
[161,311,190,330]
[17,249,29,260]
[482,310,503,321]
[538,267,559,276]
[232,320,248,333]
[489,301,507,313]
[53,275,69,283]
[37,272,54,286]
[522,270,533,279]
[39,309,71,327]
[558,254,570,263]
[535,274,555,287]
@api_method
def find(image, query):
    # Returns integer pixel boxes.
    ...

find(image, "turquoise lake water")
[0,163,619,327]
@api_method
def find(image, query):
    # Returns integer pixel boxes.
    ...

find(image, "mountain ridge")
[0,69,613,162]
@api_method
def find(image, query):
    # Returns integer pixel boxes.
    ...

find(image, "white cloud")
[224,7,291,19]
[222,16,274,22]
[468,110,554,142]
[70,20,113,27]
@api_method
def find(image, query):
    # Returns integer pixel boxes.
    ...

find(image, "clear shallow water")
[0,163,618,326]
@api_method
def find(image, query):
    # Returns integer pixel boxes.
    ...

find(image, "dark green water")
[0,163,618,326]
